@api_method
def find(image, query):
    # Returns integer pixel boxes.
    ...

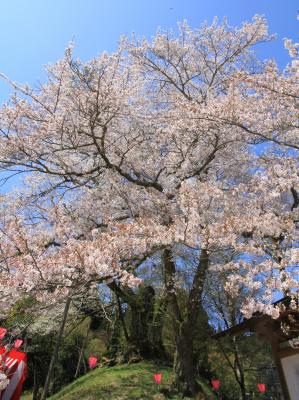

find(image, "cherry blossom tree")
[0,15,297,396]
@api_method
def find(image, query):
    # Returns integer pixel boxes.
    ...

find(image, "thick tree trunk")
[163,248,209,398]
[108,282,167,361]
[41,297,71,400]
[129,285,165,359]
[174,322,199,395]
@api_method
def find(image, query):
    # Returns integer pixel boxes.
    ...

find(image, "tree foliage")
[0,15,297,397]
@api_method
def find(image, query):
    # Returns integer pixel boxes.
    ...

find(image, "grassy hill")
[21,362,218,399]
[22,362,188,400]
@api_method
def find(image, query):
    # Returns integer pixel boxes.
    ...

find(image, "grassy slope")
[21,362,217,400]
[21,362,183,400]
[51,362,180,400]
[21,393,33,400]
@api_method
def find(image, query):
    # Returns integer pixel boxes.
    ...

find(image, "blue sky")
[0,0,297,103]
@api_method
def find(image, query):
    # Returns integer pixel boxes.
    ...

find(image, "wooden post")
[270,337,290,400]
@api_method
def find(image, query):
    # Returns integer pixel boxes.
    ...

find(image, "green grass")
[21,362,190,400]
[21,362,219,399]
[21,392,32,400]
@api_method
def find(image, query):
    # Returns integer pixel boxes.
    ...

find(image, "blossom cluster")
[0,16,297,322]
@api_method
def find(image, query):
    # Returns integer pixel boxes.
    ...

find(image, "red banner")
[0,347,27,400]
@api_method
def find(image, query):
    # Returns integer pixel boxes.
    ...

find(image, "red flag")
[211,379,221,390]
[88,356,97,369]
[154,373,162,385]
[258,383,266,393]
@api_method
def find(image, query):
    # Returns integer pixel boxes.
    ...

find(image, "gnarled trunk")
[174,321,198,396]
[163,248,209,398]
[108,283,167,361]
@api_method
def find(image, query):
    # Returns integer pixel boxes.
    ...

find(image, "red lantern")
[154,373,162,384]
[88,356,97,369]
[258,383,266,393]
[14,339,23,349]
[0,328,7,340]
[211,379,221,390]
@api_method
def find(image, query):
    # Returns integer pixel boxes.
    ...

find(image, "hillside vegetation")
[22,362,193,400]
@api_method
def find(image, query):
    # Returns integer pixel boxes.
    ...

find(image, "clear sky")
[0,0,297,103]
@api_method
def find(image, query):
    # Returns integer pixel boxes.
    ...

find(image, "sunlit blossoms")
[0,15,297,322]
